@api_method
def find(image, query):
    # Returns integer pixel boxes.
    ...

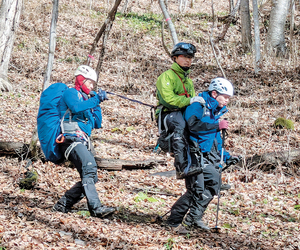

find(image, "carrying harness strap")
[57,109,91,160]
[171,69,190,98]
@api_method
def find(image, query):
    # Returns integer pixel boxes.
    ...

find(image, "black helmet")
[171,42,196,57]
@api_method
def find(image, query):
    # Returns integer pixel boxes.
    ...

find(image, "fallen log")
[243,149,300,171]
[0,141,166,170]
[150,150,300,177]
[95,157,166,171]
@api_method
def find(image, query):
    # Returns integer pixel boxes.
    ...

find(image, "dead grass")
[1,0,300,249]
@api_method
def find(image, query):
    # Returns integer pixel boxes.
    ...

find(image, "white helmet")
[208,77,234,96]
[74,65,97,82]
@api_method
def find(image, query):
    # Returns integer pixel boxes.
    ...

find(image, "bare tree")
[229,0,234,12]
[30,0,59,159]
[43,0,59,91]
[178,0,188,12]
[240,0,252,53]
[214,0,240,43]
[210,0,226,78]
[290,0,295,41]
[0,0,23,92]
[252,0,261,73]
[120,0,129,14]
[86,0,122,67]
[266,0,290,56]
[158,0,178,46]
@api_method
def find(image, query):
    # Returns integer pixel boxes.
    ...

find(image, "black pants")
[160,111,189,173]
[167,139,221,226]
[59,136,102,212]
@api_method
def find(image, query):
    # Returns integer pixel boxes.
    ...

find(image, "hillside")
[0,0,300,249]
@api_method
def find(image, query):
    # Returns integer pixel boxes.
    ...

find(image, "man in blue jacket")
[52,65,115,218]
[166,77,241,232]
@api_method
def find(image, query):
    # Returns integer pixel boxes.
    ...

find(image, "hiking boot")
[90,206,116,218]
[171,224,190,234]
[193,219,211,231]
[220,183,231,191]
[52,196,71,213]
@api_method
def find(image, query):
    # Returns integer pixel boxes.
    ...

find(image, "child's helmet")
[75,65,97,82]
[209,78,234,96]
[171,42,196,57]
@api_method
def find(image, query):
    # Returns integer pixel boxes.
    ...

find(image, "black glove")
[97,89,108,102]
[226,156,242,166]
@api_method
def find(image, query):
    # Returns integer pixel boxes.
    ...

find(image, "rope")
[106,91,156,121]
[106,91,156,108]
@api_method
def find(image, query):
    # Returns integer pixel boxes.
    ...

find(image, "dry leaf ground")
[1,0,300,249]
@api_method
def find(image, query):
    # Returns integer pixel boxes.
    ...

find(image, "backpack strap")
[171,69,190,98]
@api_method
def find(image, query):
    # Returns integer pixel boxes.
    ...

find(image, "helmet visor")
[177,43,196,55]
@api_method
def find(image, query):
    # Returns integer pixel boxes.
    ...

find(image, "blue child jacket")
[184,91,231,163]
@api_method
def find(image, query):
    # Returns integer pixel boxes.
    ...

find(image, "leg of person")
[164,111,189,178]
[166,175,196,227]
[53,181,85,213]
[68,143,115,217]
[166,175,197,234]
[183,172,210,230]
[183,157,221,230]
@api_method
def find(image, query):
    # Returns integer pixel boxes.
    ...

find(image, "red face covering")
[75,75,90,95]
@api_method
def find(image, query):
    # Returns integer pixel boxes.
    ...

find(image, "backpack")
[37,82,69,163]
[154,101,207,154]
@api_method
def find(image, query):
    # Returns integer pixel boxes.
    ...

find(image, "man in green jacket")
[156,42,204,179]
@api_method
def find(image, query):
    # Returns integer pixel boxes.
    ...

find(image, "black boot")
[82,178,115,218]
[184,212,210,231]
[90,206,116,218]
[52,195,71,213]
[52,181,86,213]
[184,196,211,231]
[220,183,231,191]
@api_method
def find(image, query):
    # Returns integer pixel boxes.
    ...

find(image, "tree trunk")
[30,0,59,162]
[229,0,234,12]
[266,0,290,57]
[252,0,261,73]
[0,141,166,170]
[240,0,252,53]
[0,0,23,92]
[290,0,295,41]
[43,0,59,91]
[158,0,178,46]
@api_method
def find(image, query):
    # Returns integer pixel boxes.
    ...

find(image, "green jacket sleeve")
[156,71,191,110]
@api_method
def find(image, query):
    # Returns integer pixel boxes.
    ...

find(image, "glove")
[190,96,205,105]
[219,119,229,130]
[97,89,108,102]
[89,91,96,97]
[226,156,242,166]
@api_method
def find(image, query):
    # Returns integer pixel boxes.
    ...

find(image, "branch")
[95,20,113,75]
[210,0,226,78]
[214,0,241,44]
[86,0,122,65]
